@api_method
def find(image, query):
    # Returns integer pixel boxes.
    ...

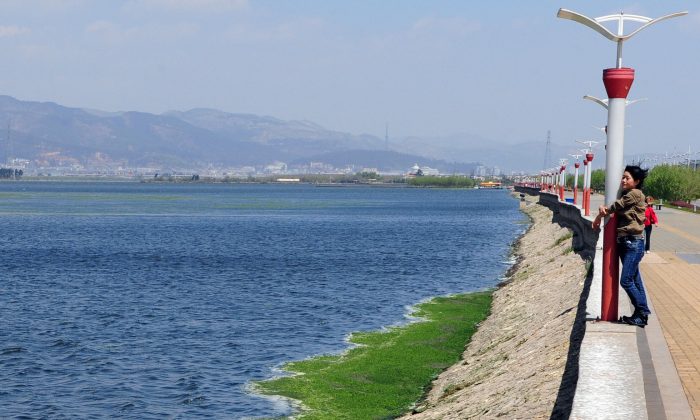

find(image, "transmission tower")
[543,130,552,170]
[385,122,389,151]
[5,119,11,167]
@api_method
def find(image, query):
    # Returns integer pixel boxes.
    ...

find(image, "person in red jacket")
[644,195,659,253]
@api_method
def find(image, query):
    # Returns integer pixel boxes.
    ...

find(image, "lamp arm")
[583,95,609,109]
[623,11,688,40]
[557,8,619,41]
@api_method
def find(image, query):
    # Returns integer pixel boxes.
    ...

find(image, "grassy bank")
[255,292,492,419]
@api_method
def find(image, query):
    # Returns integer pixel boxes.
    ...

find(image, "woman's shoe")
[622,315,646,328]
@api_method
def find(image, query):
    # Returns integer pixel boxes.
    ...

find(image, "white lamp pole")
[576,140,598,216]
[582,95,647,204]
[570,153,582,205]
[559,158,568,201]
[550,169,556,193]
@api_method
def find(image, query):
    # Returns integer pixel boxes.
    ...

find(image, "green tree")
[645,164,700,202]
[408,175,475,188]
[590,169,605,192]
[358,171,378,179]
[566,174,575,188]
[566,173,586,190]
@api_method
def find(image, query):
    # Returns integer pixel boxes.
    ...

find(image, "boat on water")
[477,181,503,189]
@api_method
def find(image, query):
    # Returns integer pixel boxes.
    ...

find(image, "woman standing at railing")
[592,165,650,327]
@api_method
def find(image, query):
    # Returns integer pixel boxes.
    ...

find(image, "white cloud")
[0,0,88,13]
[0,25,30,38]
[411,17,481,37]
[85,20,126,44]
[123,0,248,13]
[86,20,199,44]
[224,18,326,43]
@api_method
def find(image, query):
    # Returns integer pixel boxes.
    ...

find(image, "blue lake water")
[0,182,525,419]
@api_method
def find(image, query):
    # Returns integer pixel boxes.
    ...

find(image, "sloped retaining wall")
[515,187,598,259]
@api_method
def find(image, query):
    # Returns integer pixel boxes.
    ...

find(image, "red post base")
[573,187,578,205]
[601,215,619,321]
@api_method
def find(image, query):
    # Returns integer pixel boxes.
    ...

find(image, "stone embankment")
[402,198,590,419]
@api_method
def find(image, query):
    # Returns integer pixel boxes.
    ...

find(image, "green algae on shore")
[255,292,492,419]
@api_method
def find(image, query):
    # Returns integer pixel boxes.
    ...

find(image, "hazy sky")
[1,1,698,156]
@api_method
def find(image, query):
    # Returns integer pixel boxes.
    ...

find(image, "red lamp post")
[558,7,687,321]
[585,152,594,216]
[573,161,580,205]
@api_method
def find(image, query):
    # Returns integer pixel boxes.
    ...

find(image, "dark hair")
[625,165,648,189]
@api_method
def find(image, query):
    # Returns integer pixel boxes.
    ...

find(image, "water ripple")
[0,183,523,418]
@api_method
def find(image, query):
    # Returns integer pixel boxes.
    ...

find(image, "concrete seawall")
[403,190,590,418]
[514,185,692,419]
[516,187,598,253]
[534,190,599,259]
[403,187,689,418]
[517,186,645,417]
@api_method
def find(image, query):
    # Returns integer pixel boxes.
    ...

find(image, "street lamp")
[583,95,647,110]
[558,8,687,322]
[549,168,558,194]
[540,171,546,192]
[558,158,568,201]
[576,140,598,216]
[557,9,687,69]
[570,153,582,205]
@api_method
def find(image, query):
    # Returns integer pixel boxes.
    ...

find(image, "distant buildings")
[264,161,287,174]
[406,163,439,177]
[3,150,505,181]
[473,165,500,177]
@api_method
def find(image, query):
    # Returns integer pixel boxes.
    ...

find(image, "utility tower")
[5,119,11,167]
[543,130,552,170]
[385,122,389,151]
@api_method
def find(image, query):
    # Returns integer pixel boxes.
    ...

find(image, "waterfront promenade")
[580,192,699,419]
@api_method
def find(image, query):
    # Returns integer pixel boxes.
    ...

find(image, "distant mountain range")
[0,95,578,173]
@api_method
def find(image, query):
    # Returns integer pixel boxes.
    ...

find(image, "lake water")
[0,182,524,419]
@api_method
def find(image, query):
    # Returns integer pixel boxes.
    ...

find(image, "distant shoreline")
[1,177,501,189]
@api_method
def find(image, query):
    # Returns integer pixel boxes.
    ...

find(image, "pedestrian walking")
[644,195,659,253]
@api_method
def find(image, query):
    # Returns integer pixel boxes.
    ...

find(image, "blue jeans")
[617,236,650,315]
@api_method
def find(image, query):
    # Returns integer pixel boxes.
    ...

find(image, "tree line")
[407,175,476,188]
[0,168,23,179]
[567,164,700,202]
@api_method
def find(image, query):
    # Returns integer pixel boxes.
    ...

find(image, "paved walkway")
[640,205,700,419]
[587,192,700,418]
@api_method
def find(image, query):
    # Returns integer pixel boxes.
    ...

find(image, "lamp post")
[559,158,568,201]
[550,169,556,194]
[585,151,594,215]
[576,140,598,216]
[540,171,545,191]
[580,150,589,213]
[570,153,582,205]
[558,8,687,322]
